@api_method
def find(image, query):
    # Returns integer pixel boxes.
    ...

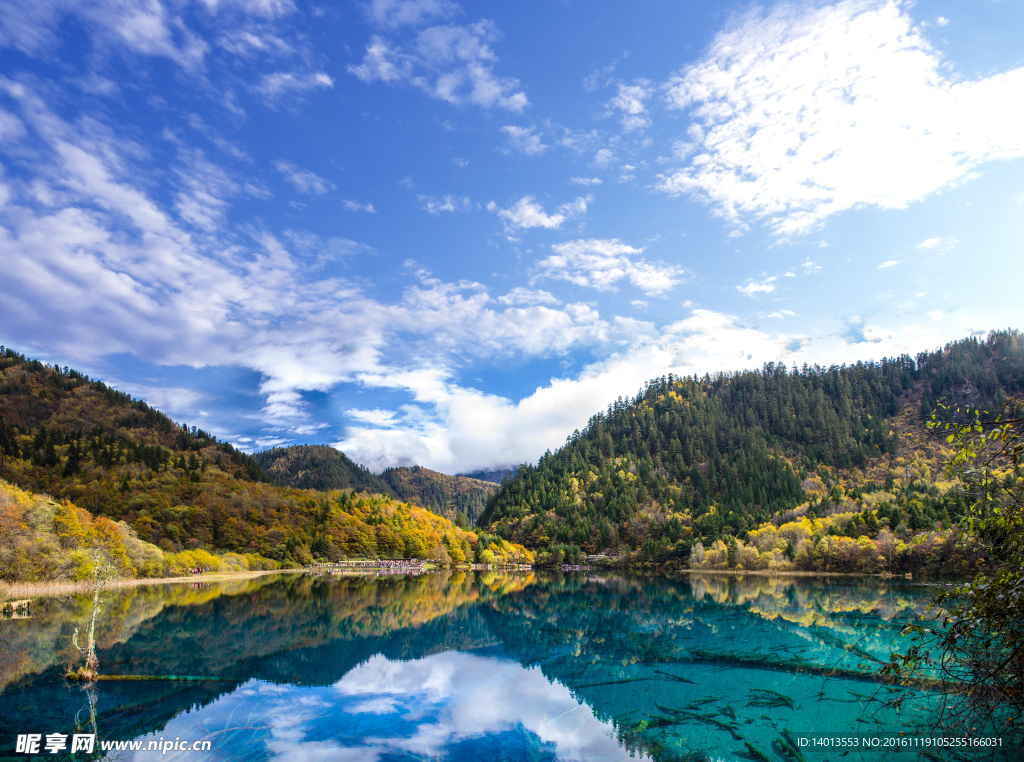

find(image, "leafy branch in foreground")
[884,398,1024,736]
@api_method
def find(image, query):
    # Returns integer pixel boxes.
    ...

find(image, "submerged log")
[807,625,886,665]
[746,688,795,709]
[685,648,951,690]
[743,741,772,762]
[654,702,744,740]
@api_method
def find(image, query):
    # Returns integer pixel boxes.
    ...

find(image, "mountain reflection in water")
[0,571,1013,761]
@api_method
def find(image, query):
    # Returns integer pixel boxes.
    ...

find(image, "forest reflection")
[1,571,930,694]
[1,571,946,761]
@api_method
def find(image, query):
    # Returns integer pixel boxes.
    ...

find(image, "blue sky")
[1,0,1023,474]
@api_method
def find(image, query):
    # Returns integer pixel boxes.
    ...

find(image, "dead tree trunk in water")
[70,552,117,681]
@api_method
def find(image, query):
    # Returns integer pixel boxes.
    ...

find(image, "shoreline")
[1,568,303,600]
[671,569,913,581]
[0,563,534,601]
[1,565,927,602]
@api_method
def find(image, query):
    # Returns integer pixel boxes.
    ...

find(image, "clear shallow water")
[0,572,1014,761]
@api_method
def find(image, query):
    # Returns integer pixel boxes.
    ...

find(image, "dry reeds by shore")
[1,568,300,601]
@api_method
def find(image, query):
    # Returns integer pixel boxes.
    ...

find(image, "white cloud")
[767,310,796,319]
[217,28,295,59]
[606,81,652,132]
[343,200,376,213]
[583,54,626,92]
[0,49,993,477]
[928,310,943,321]
[496,287,561,307]
[737,277,776,297]
[936,16,949,27]
[0,0,334,124]
[0,81,615,437]
[348,21,528,112]
[0,0,211,72]
[338,307,969,473]
[365,0,460,29]
[256,71,334,100]
[495,194,589,234]
[556,127,600,154]
[418,194,473,214]
[329,653,635,762]
[917,236,959,252]
[336,310,797,472]
[501,125,547,155]
[156,651,635,762]
[570,177,602,186]
[618,164,637,183]
[656,0,1024,234]
[0,81,969,474]
[347,408,399,427]
[347,35,412,83]
[173,148,241,231]
[877,260,899,269]
[274,160,334,195]
[534,238,686,296]
[283,230,373,269]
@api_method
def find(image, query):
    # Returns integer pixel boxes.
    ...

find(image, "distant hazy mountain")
[253,445,497,524]
[381,466,497,525]
[457,467,518,484]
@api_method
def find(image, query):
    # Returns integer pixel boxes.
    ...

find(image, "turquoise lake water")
[0,572,1017,761]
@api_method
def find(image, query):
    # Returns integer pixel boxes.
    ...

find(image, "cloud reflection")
[327,651,636,761]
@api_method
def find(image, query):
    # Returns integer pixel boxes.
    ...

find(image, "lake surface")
[0,572,1015,761]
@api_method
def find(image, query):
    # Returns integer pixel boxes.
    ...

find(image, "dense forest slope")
[480,330,1024,566]
[0,348,528,572]
[253,446,497,525]
[0,478,279,583]
[253,445,391,495]
[380,466,497,525]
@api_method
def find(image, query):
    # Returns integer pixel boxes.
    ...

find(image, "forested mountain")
[253,446,497,525]
[480,330,1024,564]
[0,347,269,499]
[253,445,390,495]
[0,348,526,573]
[5,330,1022,576]
[380,466,497,525]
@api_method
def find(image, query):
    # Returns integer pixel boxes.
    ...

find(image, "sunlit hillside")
[481,330,1024,571]
[0,349,530,575]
